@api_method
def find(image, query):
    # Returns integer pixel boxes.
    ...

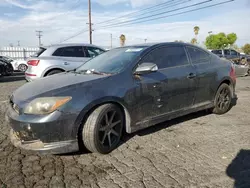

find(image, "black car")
[0,59,13,76]
[6,42,236,154]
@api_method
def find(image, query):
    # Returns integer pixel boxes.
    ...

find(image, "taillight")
[230,65,236,83]
[27,60,40,66]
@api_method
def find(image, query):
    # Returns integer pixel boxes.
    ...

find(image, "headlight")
[24,97,72,115]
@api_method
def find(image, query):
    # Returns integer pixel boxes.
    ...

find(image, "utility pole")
[144,39,147,43]
[87,0,92,44]
[110,34,112,49]
[17,41,20,46]
[36,30,43,46]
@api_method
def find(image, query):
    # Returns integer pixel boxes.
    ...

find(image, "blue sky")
[0,0,249,48]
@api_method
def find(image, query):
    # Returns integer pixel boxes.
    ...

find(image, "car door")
[52,46,88,70]
[186,46,216,104]
[132,45,196,123]
[230,49,240,61]
[224,49,231,60]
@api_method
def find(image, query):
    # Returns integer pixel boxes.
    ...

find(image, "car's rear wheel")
[213,83,232,114]
[46,69,63,76]
[18,64,28,72]
[82,104,124,154]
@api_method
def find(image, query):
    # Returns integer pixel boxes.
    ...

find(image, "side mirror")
[134,62,158,75]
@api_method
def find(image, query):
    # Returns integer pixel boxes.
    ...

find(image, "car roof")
[116,42,203,49]
[43,43,105,49]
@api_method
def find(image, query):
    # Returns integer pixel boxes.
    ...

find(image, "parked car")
[211,49,242,62]
[6,42,236,154]
[0,56,28,72]
[25,43,106,82]
[0,59,13,76]
[0,61,6,77]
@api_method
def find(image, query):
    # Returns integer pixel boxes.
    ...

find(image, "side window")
[230,50,237,56]
[53,46,85,57]
[212,50,222,55]
[141,46,189,69]
[86,47,105,58]
[187,46,210,64]
[224,49,230,55]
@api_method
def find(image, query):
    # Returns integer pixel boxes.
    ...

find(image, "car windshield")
[76,47,146,74]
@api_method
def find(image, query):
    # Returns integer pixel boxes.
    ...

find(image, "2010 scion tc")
[6,42,237,154]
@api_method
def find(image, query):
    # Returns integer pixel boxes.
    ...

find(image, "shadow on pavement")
[226,149,250,188]
[0,72,25,83]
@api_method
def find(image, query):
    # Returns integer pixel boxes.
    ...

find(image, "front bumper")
[10,129,78,154]
[6,103,79,154]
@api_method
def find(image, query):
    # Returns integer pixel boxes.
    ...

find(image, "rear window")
[32,47,46,57]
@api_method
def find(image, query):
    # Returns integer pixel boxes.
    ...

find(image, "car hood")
[12,72,110,103]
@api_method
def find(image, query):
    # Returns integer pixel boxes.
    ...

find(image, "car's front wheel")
[213,83,232,114]
[82,104,124,154]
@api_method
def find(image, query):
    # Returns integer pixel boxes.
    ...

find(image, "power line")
[59,29,88,43]
[94,0,234,30]
[58,0,234,43]
[96,0,176,25]
[96,0,211,29]
[97,0,190,26]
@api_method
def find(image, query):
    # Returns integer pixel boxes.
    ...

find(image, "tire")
[18,64,28,72]
[46,69,63,76]
[82,104,124,154]
[213,83,232,115]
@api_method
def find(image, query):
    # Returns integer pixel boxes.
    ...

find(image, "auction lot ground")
[0,73,250,188]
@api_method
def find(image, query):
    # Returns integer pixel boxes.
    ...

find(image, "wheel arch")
[74,97,132,144]
[215,77,234,97]
[44,67,65,76]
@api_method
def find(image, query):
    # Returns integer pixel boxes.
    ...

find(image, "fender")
[72,96,133,139]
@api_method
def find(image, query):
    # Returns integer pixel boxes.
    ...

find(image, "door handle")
[64,62,69,65]
[187,73,196,79]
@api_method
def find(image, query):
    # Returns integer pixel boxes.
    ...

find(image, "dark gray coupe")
[6,42,236,154]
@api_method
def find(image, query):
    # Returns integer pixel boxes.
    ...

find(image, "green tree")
[227,33,237,46]
[205,32,237,49]
[242,44,250,55]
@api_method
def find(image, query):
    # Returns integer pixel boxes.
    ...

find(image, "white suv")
[25,43,106,82]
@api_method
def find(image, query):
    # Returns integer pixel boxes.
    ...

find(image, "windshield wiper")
[74,69,110,75]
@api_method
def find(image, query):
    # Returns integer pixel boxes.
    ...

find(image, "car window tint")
[231,50,237,55]
[86,47,105,58]
[187,47,210,64]
[142,46,188,69]
[224,49,230,55]
[212,50,222,55]
[53,46,85,57]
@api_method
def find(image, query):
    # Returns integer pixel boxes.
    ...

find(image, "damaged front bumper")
[10,129,78,154]
[6,102,79,154]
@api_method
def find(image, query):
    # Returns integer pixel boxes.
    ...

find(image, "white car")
[0,56,28,72]
[25,43,106,82]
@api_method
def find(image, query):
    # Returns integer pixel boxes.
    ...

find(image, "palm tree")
[120,34,126,47]
[194,26,200,39]
[191,38,197,44]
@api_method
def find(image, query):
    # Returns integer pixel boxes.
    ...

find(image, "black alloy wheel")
[82,104,124,154]
[213,83,232,114]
